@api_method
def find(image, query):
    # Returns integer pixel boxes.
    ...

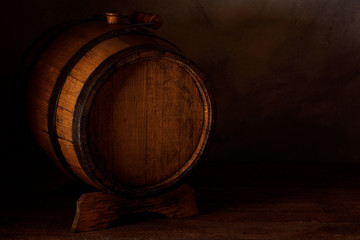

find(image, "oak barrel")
[24,16,214,197]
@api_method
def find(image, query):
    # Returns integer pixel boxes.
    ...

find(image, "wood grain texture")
[25,19,214,196]
[26,21,125,185]
[76,50,213,196]
[87,57,204,187]
[72,184,199,232]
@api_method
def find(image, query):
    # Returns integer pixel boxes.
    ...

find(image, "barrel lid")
[73,50,214,197]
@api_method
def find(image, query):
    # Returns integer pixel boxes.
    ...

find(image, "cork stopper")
[105,12,120,24]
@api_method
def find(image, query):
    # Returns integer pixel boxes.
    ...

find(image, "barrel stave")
[25,20,214,197]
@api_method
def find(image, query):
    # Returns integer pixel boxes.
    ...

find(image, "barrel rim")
[46,21,180,184]
[72,47,215,197]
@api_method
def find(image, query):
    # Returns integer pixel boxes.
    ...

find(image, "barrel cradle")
[25,15,215,197]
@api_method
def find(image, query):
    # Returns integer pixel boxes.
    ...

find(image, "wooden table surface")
[1,161,360,239]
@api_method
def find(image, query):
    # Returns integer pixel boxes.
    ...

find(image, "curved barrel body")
[25,20,215,197]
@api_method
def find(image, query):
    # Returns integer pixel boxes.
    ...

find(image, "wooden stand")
[71,184,199,232]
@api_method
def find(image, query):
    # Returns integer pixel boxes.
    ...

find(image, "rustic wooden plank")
[87,55,207,187]
[58,76,84,112]
[57,138,95,187]
[72,184,199,232]
[56,107,73,141]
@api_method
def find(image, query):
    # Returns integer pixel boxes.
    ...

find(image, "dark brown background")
[1,0,360,193]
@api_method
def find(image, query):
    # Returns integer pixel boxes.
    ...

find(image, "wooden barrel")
[24,17,215,197]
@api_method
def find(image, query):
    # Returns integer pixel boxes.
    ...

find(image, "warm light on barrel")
[24,14,215,197]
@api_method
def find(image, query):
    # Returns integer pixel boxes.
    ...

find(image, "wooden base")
[71,184,199,232]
